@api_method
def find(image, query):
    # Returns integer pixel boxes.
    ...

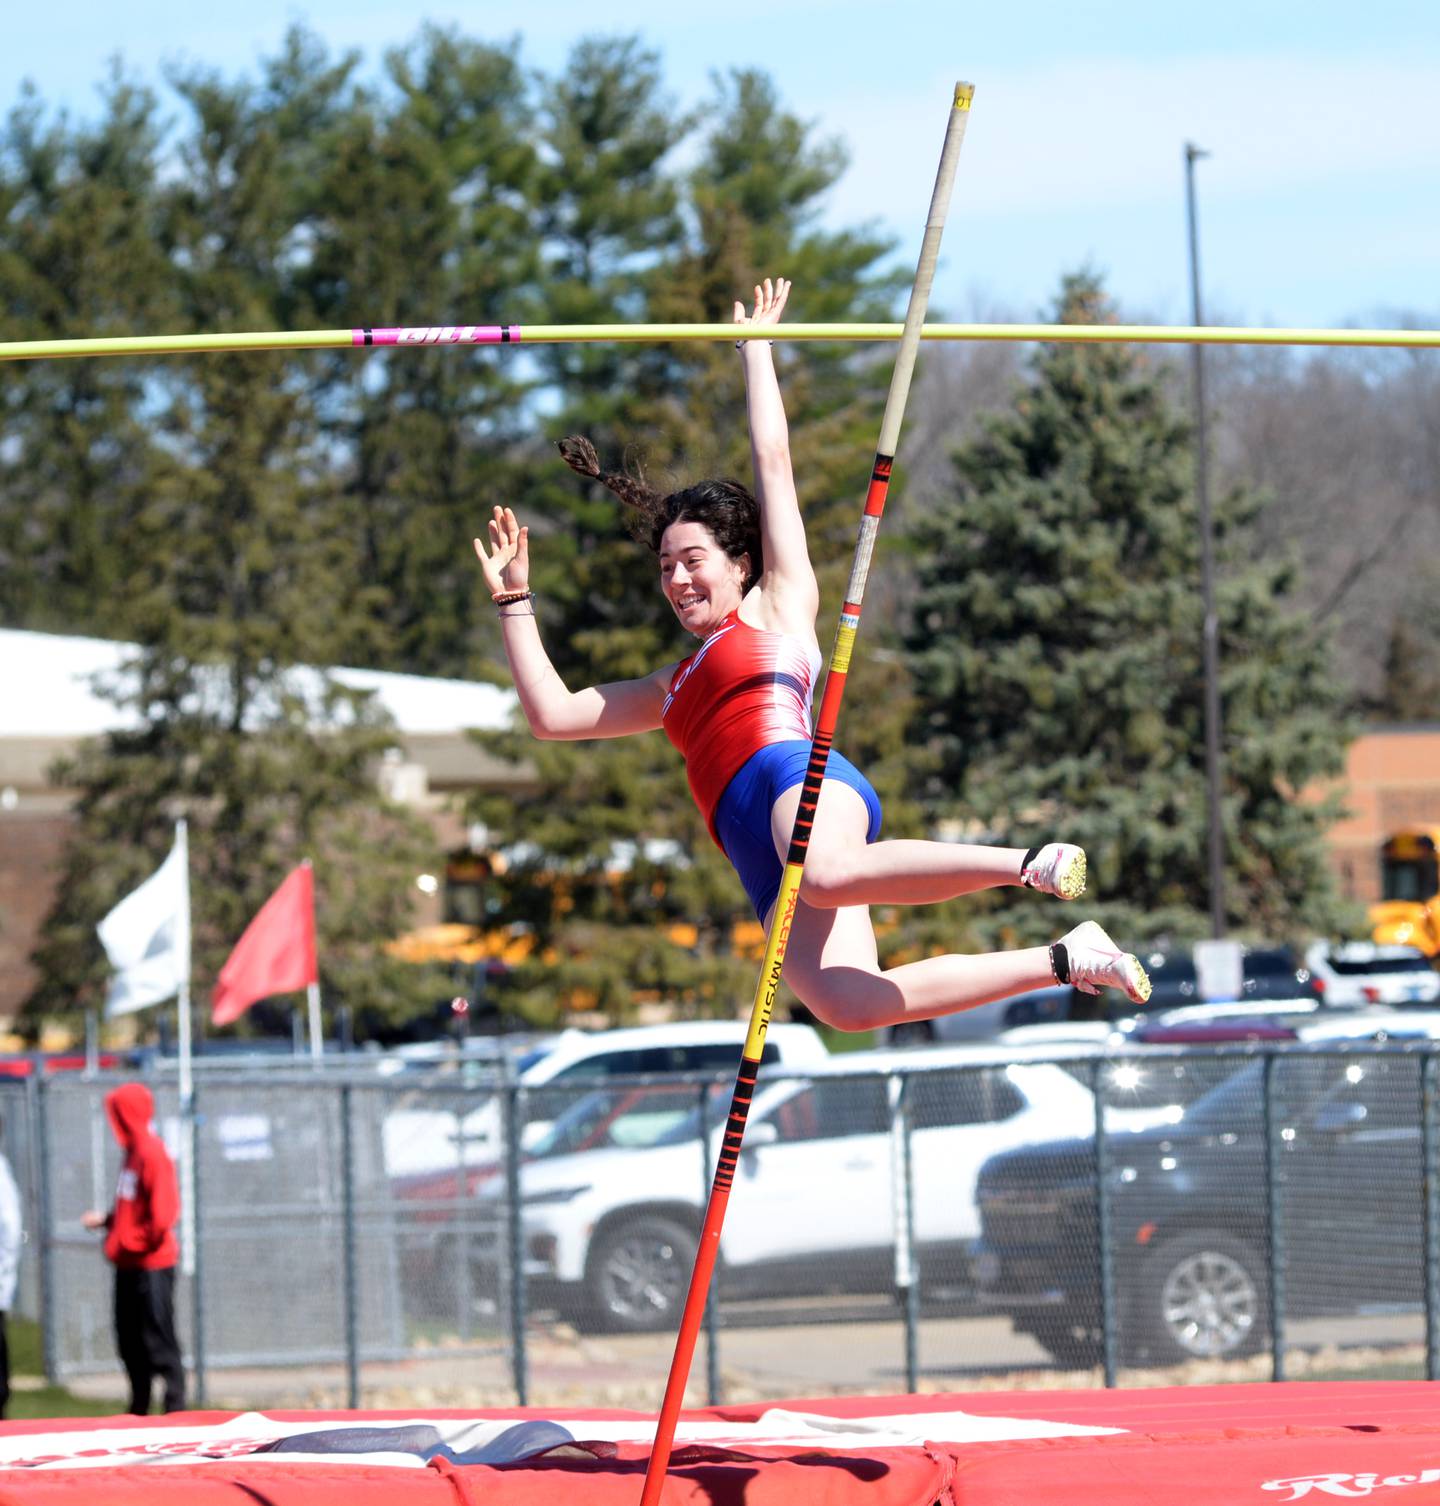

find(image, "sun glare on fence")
[1110,1063,1144,1094]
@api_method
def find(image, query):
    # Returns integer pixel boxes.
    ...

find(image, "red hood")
[105,1082,155,1149]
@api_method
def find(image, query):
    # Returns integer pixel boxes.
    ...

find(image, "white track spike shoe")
[1020,842,1087,901]
[1057,920,1151,1005]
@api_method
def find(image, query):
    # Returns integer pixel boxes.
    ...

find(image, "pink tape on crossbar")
[351,326,521,347]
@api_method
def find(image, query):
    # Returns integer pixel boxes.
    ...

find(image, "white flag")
[97,823,190,1017]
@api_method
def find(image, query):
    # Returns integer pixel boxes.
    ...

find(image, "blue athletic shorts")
[713,740,883,921]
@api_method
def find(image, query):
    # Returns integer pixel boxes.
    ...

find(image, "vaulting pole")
[636,81,976,1506]
[2,322,1438,363]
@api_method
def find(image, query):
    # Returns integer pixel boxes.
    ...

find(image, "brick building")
[1317,725,1440,906]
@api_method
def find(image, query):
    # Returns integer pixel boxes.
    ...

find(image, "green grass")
[9,1315,43,1375]
[1297,1357,1427,1383]
[7,1382,111,1420]
[6,1316,110,1421]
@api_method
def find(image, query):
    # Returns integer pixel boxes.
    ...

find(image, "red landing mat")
[2,1383,1439,1504]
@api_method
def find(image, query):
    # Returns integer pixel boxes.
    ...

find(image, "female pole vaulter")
[474,277,1151,1034]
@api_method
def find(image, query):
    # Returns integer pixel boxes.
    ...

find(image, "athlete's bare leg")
[763,779,1149,1029]
[777,899,1057,1033]
[769,779,1032,909]
[761,781,1055,1031]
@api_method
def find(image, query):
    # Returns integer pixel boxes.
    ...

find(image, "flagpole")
[176,819,193,1108]
[85,1006,106,1210]
[307,983,323,1065]
[299,859,321,1064]
[175,819,197,1281]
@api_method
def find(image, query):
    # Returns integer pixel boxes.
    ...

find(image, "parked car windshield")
[527,1083,705,1158]
[513,1045,554,1077]
[1242,948,1310,998]
[1146,953,1196,982]
[1326,953,1431,976]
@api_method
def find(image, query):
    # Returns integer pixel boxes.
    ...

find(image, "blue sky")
[5,1,1438,329]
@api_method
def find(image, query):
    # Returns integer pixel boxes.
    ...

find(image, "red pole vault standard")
[638,81,976,1506]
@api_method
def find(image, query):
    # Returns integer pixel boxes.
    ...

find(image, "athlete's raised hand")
[734,276,791,332]
[474,505,529,597]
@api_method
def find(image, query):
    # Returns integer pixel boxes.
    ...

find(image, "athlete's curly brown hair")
[557,436,762,593]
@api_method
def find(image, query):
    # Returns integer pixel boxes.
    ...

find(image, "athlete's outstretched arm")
[736,278,819,633]
[474,506,673,739]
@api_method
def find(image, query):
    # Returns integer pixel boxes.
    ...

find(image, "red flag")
[211,863,318,1026]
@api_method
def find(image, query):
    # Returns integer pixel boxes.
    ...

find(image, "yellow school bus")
[1370,828,1440,960]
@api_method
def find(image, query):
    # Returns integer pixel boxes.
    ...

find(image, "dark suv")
[1137,945,1315,1012]
[971,1048,1426,1367]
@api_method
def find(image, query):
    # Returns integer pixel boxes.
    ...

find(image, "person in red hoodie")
[82,1083,185,1414]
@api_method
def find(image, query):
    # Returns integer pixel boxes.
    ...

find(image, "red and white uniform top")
[661,609,823,844]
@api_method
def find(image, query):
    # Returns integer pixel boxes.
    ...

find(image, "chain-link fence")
[10,1042,1440,1406]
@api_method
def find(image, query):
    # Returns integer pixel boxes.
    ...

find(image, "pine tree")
[304,26,543,679]
[904,273,1354,948]
[0,72,174,636]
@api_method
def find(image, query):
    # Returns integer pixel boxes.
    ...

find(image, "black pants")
[0,1310,9,1419]
[114,1266,186,1414]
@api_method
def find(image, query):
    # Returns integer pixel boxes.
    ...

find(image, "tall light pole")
[1185,142,1226,939]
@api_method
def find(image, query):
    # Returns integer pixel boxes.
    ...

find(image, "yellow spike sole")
[1057,849,1087,901]
[1123,954,1153,1004]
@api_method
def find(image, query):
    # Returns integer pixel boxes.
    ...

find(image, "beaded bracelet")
[492,589,533,606]
[735,338,776,350]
